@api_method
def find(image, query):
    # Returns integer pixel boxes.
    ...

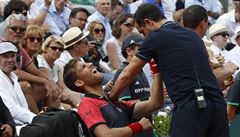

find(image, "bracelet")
[128,122,143,135]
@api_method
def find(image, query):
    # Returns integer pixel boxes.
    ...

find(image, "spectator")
[1,14,61,111]
[113,33,154,137]
[175,0,184,11]
[55,27,91,107]
[21,25,45,113]
[183,5,238,91]
[69,7,89,30]
[85,21,112,75]
[110,3,230,137]
[227,72,240,122]
[230,26,240,66]
[55,27,90,70]
[0,0,29,36]
[0,41,36,125]
[208,24,235,65]
[103,14,134,72]
[107,0,123,26]
[23,25,44,58]
[63,58,164,137]
[27,0,52,34]
[44,0,71,35]
[85,0,112,43]
[0,96,15,137]
[185,0,223,24]
[216,0,240,36]
[172,9,184,26]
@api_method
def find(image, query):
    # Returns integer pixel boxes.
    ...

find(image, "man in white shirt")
[56,27,90,71]
[216,0,240,36]
[0,41,36,125]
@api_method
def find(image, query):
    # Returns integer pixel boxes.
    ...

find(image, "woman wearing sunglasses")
[23,25,44,58]
[103,14,135,73]
[86,21,111,72]
[36,35,74,108]
[36,35,64,88]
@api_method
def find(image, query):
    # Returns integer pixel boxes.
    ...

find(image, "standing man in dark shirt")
[0,96,15,137]
[110,3,229,137]
[113,33,153,137]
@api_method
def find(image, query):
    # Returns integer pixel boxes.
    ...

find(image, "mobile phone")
[194,88,207,109]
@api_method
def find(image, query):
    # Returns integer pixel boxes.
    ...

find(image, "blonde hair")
[173,9,184,26]
[40,35,65,53]
[25,25,44,39]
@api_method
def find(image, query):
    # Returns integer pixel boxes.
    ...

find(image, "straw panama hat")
[207,24,229,39]
[231,26,240,45]
[62,27,90,49]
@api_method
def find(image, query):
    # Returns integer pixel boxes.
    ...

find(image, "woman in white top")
[103,14,134,73]
[37,35,80,108]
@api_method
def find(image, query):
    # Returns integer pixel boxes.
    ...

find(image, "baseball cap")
[0,42,18,54]
[121,33,144,55]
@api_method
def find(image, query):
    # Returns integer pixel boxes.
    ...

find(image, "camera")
[95,43,108,62]
[194,88,206,109]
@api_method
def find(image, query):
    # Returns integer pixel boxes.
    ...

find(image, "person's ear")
[74,80,84,88]
[143,19,152,26]
[125,47,132,56]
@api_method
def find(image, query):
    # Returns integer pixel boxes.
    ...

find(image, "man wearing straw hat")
[56,27,90,107]
[56,27,90,70]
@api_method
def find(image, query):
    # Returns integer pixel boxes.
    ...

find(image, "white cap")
[0,42,18,54]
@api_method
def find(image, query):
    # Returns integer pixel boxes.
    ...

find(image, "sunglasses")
[100,2,110,5]
[28,37,43,43]
[124,23,134,28]
[216,33,229,37]
[75,17,88,22]
[8,26,26,33]
[94,28,105,33]
[49,46,64,52]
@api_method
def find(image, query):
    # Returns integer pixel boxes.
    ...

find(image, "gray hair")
[4,13,28,31]
[95,0,111,6]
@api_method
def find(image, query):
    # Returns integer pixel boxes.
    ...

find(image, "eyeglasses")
[28,37,43,43]
[8,26,26,33]
[93,28,105,33]
[49,46,64,52]
[216,33,229,37]
[74,17,88,23]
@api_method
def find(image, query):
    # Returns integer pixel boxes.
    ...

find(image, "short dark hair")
[134,3,165,27]
[63,58,85,93]
[111,0,123,10]
[70,7,90,18]
[183,5,208,29]
[4,0,29,20]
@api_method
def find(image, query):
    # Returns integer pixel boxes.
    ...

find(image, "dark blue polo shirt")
[136,22,225,106]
